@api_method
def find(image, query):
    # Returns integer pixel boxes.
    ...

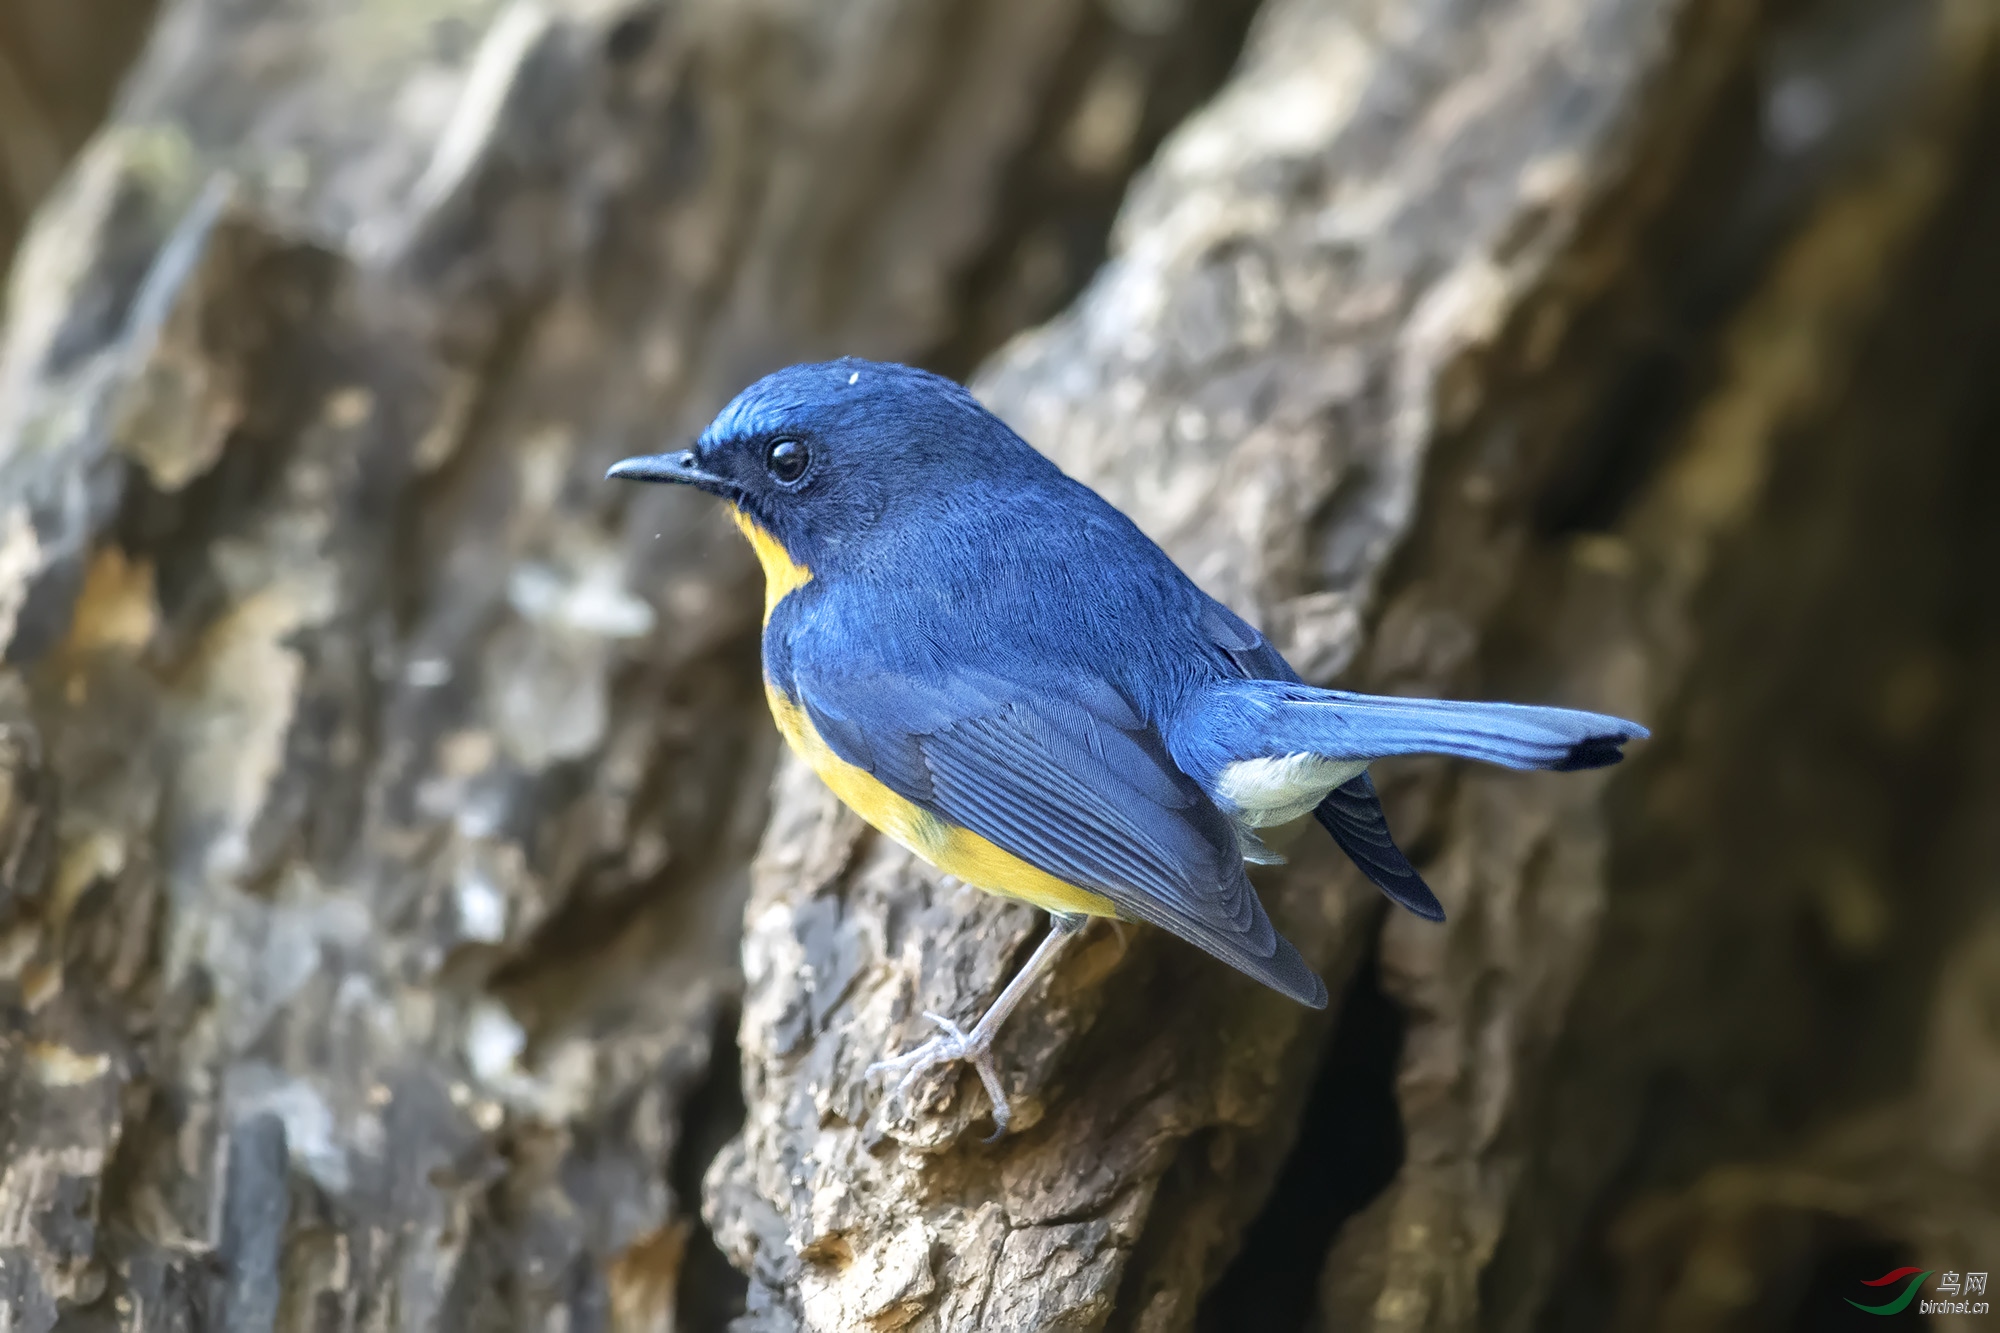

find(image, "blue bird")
[609,358,1646,1137]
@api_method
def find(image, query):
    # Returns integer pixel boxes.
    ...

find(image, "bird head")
[607,358,1051,574]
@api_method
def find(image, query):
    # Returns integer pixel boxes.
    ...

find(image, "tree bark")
[0,0,158,277]
[1,0,1997,1331]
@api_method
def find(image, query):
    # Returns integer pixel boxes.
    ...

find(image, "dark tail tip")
[1552,734,1634,771]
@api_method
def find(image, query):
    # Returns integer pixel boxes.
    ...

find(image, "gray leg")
[869,912,1089,1140]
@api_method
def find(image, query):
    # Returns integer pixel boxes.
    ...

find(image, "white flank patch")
[1217,753,1369,828]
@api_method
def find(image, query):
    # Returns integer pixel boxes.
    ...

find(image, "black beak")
[606,449,733,495]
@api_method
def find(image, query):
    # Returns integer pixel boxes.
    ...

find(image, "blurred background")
[0,1,1994,1331]
[0,3,157,270]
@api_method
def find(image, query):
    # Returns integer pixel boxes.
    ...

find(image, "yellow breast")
[766,686,1117,917]
[727,508,1113,917]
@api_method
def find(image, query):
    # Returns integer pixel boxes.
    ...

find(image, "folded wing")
[793,664,1328,1008]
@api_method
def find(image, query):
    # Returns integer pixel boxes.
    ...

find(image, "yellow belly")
[766,685,1117,917]
[730,503,1114,916]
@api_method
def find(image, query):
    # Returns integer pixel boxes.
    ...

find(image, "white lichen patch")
[0,506,42,657]
[453,864,509,944]
[465,998,526,1083]
[227,1064,351,1195]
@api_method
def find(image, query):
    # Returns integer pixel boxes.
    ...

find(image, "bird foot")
[868,1010,1013,1140]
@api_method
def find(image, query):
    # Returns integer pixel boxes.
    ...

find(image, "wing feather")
[792,666,1324,1006]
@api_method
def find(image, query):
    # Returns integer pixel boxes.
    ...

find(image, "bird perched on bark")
[609,358,1647,1137]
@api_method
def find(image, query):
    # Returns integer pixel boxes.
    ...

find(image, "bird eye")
[764,437,809,484]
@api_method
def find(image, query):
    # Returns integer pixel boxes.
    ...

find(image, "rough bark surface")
[0,0,1259,1328]
[706,0,1748,1326]
[0,1,159,275]
[2,0,1997,1331]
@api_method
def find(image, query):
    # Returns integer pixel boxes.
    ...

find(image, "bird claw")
[867,1010,1013,1140]
[866,914,1087,1142]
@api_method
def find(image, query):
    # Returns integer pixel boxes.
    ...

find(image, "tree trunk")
[0,0,158,276]
[0,1,1995,1332]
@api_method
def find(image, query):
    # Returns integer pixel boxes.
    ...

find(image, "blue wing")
[788,651,1328,1009]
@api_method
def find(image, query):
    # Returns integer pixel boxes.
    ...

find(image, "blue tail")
[1171,679,1648,924]
[1179,678,1649,775]
[1315,773,1445,920]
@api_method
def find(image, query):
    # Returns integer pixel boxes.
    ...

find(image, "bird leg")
[869,911,1088,1140]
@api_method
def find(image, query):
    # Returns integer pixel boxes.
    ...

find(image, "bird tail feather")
[1191,678,1649,772]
